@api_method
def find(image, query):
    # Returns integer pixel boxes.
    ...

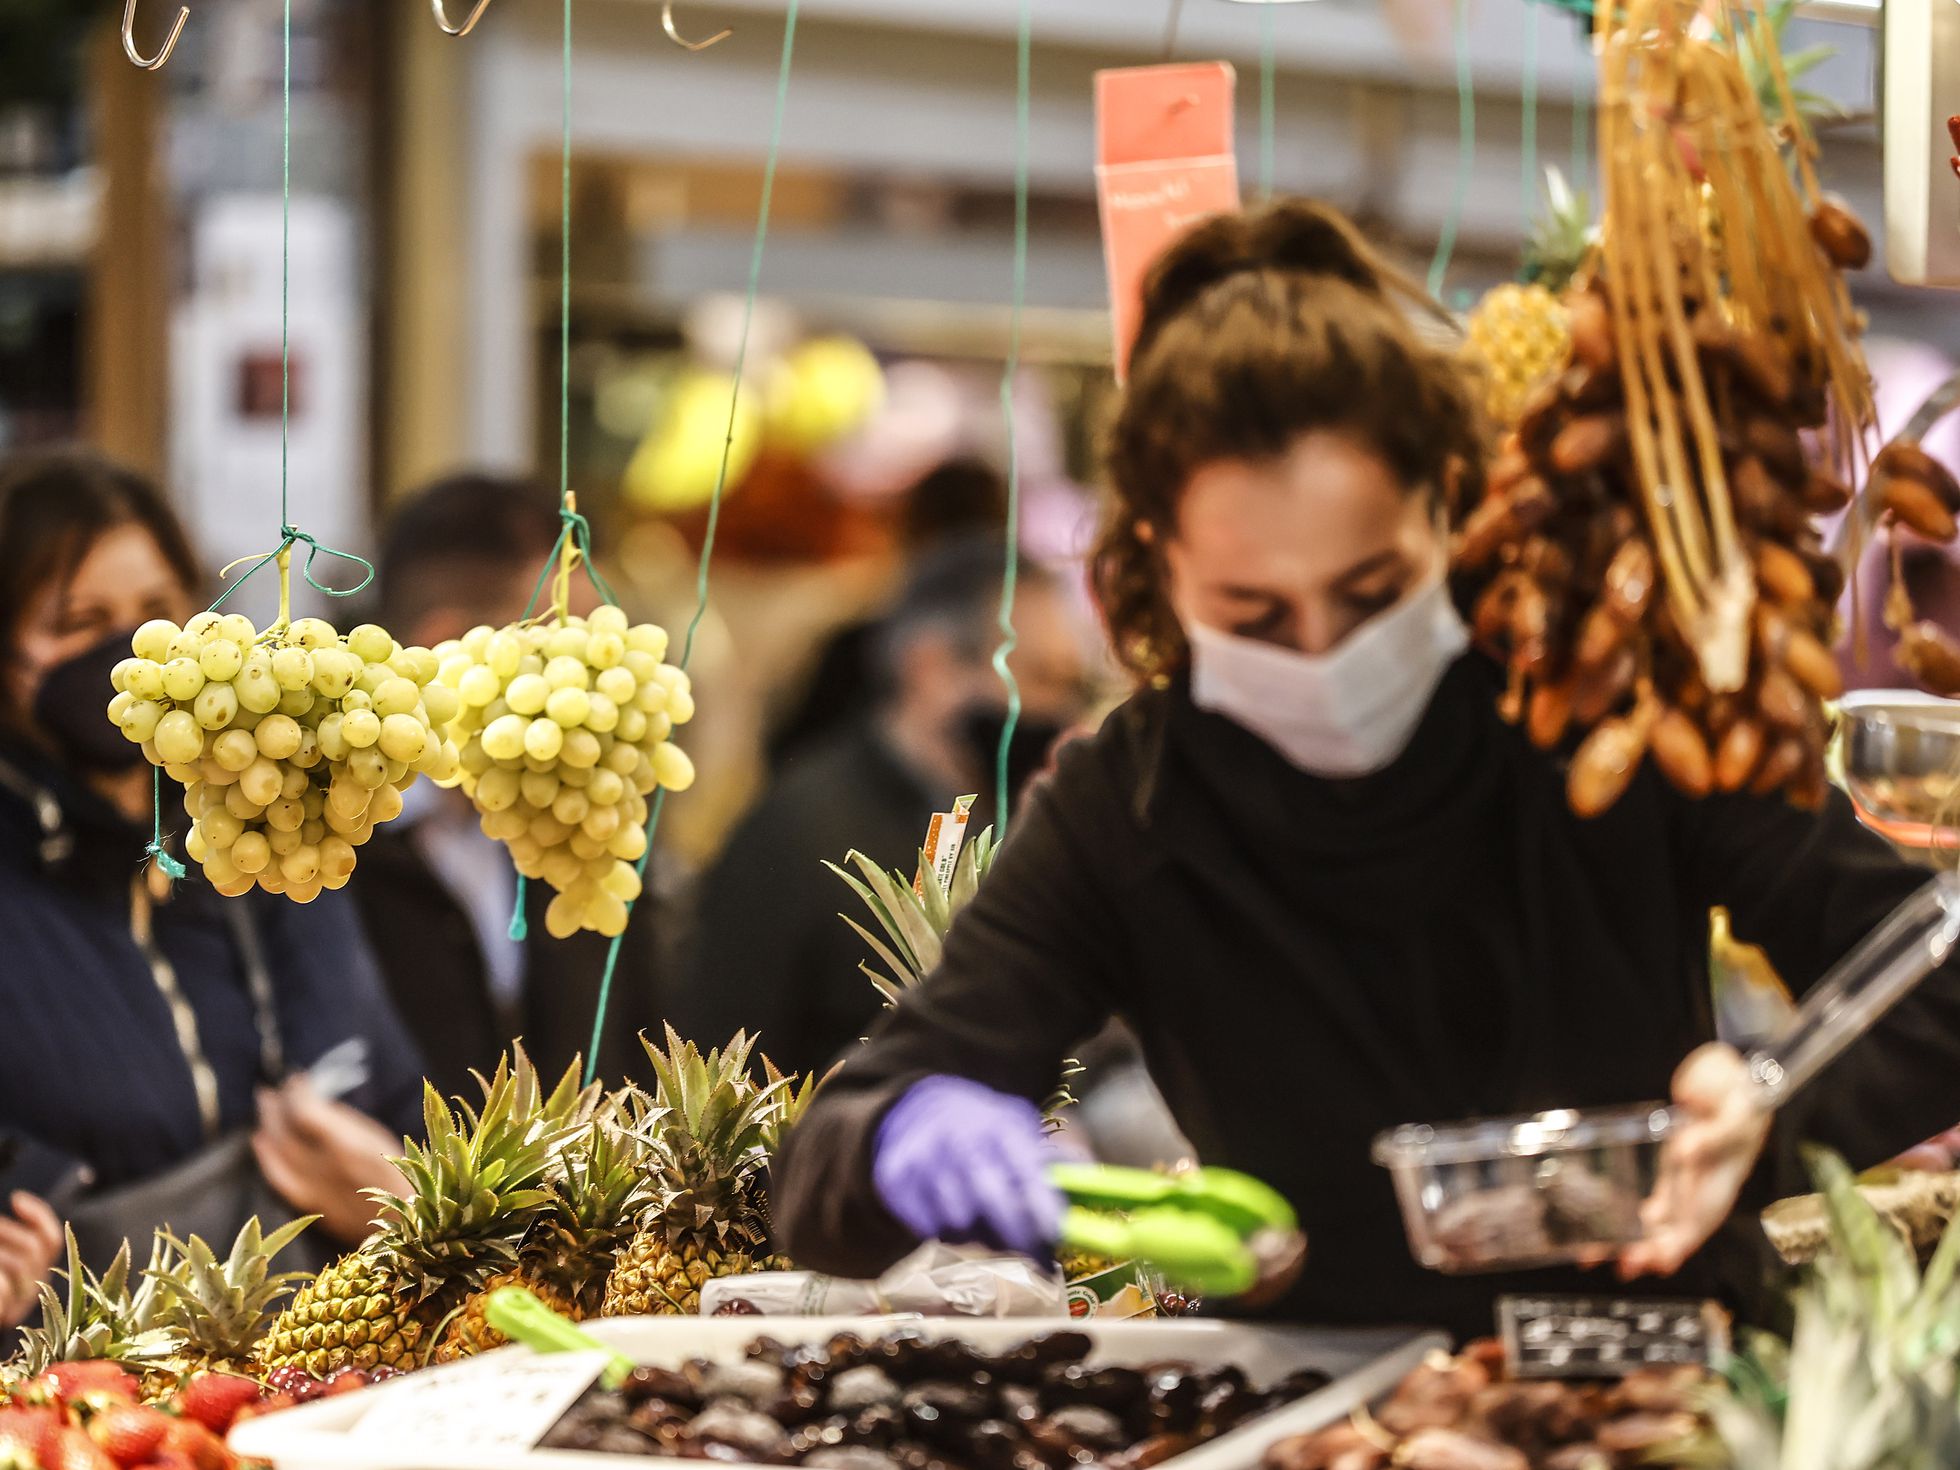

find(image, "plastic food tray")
[229,1315,1446,1470]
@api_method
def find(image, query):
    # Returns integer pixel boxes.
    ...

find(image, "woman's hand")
[0,1191,64,1328]
[1619,1043,1772,1279]
[253,1078,408,1244]
[873,1075,1063,1258]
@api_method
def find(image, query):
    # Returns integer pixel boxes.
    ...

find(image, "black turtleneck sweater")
[771,655,1960,1340]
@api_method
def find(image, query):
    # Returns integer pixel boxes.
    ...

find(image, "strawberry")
[227,1393,295,1427]
[0,1405,63,1464]
[86,1405,170,1468]
[169,1377,261,1437]
[37,1365,139,1406]
[157,1419,230,1470]
[143,1455,198,1470]
[45,1426,116,1470]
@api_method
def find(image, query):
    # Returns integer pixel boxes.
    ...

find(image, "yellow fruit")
[1460,282,1571,429]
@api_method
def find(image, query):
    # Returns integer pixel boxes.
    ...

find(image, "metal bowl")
[1838,690,1960,851]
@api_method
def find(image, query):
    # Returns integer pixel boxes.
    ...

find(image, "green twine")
[146,767,185,880]
[581,0,801,1085]
[1257,0,1276,199]
[990,0,1031,835]
[1426,0,1475,301]
[1521,0,1539,232]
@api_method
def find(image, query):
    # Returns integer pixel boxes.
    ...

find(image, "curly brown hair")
[1095,198,1486,682]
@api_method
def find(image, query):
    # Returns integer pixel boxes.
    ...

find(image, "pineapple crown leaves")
[146,1217,316,1355]
[1519,166,1596,292]
[13,1231,175,1375]
[1726,0,1845,143]
[632,1028,789,1231]
[828,826,999,1005]
[759,1056,835,1156]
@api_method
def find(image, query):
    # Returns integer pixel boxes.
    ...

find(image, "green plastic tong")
[1049,1163,1306,1301]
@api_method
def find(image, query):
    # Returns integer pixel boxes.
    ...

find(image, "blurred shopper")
[676,535,1094,1077]
[768,457,1009,765]
[0,451,422,1290]
[350,473,668,1100]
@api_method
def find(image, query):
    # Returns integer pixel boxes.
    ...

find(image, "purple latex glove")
[873,1075,1063,1258]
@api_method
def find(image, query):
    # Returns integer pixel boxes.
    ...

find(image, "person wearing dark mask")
[0,451,426,1298]
[675,535,1095,1077]
[772,201,1960,1340]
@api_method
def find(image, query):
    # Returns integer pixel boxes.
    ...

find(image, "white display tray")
[230,1315,1445,1470]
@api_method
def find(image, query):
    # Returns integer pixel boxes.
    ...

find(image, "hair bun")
[1132,199,1391,364]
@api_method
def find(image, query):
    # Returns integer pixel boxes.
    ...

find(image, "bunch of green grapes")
[433,603,695,939]
[105,614,461,901]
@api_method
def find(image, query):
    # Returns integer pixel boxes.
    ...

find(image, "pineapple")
[600,1029,786,1318]
[1460,168,1595,428]
[434,1092,657,1361]
[260,1053,569,1377]
[9,1231,174,1381]
[144,1217,314,1388]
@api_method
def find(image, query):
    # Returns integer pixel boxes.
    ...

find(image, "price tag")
[1498,1296,1731,1380]
[1094,62,1241,380]
[349,1350,608,1451]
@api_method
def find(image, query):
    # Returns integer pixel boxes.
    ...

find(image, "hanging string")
[146,768,185,879]
[990,0,1032,833]
[1521,0,1539,232]
[1258,0,1277,198]
[1426,0,1475,300]
[583,0,801,1084]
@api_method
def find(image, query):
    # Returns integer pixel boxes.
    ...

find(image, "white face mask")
[1186,571,1469,777]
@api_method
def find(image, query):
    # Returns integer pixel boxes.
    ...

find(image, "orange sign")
[1096,62,1241,381]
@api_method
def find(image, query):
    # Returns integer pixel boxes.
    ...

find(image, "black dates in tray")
[541,1329,1333,1467]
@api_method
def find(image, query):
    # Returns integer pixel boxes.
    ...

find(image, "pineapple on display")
[8,1231,174,1383]
[601,1029,786,1318]
[1459,168,1595,429]
[261,1054,569,1377]
[145,1217,314,1388]
[435,1095,656,1361]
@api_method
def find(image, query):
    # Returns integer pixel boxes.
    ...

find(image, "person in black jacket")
[0,451,426,1302]
[771,200,1960,1340]
[348,473,668,1101]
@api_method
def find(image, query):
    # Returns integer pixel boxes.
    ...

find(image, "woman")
[0,451,426,1313]
[772,202,1960,1338]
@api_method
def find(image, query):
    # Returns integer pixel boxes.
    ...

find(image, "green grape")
[254,713,303,761]
[625,622,667,660]
[651,742,696,792]
[288,618,339,650]
[666,687,696,726]
[460,625,494,657]
[237,659,281,715]
[199,640,244,682]
[421,683,461,727]
[582,692,620,734]
[645,712,674,744]
[586,631,626,671]
[165,629,203,664]
[279,764,308,800]
[216,613,258,646]
[518,769,559,808]
[481,714,528,762]
[223,784,265,822]
[585,767,625,807]
[485,630,524,677]
[124,660,167,702]
[543,656,589,692]
[615,708,649,746]
[588,892,629,938]
[505,674,549,716]
[291,727,322,770]
[633,680,669,716]
[549,787,590,826]
[269,646,313,692]
[320,836,357,881]
[231,832,272,874]
[459,664,502,708]
[266,826,303,858]
[602,743,639,778]
[545,687,589,728]
[475,766,521,812]
[347,624,394,664]
[395,646,438,685]
[211,728,259,772]
[480,807,528,843]
[377,713,427,765]
[523,718,564,762]
[622,650,660,684]
[239,759,283,808]
[610,822,648,863]
[459,741,494,777]
[589,604,629,636]
[580,804,621,843]
[161,658,206,703]
[601,862,643,903]
[346,747,389,791]
[154,710,204,765]
[107,690,136,727]
[558,728,602,770]
[186,611,224,640]
[185,826,210,865]
[544,892,581,940]
[370,784,404,824]
[540,848,583,891]
[200,809,245,849]
[120,699,165,744]
[193,682,239,731]
[341,709,382,749]
[280,846,321,884]
[372,677,419,719]
[131,620,179,663]
[528,812,572,847]
[594,665,636,705]
[309,648,359,699]
[567,831,606,861]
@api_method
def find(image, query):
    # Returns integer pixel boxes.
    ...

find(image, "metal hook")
[431,0,495,37]
[122,0,189,70]
[662,1,731,51]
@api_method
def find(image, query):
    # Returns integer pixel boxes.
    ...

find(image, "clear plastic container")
[1375,871,1960,1273]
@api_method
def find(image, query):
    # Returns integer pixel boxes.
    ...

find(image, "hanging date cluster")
[1457,289,1849,819]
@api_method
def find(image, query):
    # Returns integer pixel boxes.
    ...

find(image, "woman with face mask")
[0,451,428,1303]
[769,201,1960,1338]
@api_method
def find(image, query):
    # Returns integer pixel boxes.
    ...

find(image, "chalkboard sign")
[1498,1295,1732,1379]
